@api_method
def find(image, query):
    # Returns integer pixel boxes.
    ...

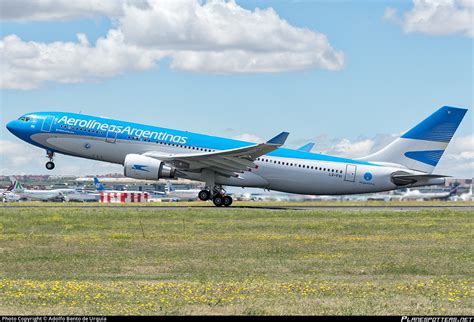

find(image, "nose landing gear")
[45,151,55,170]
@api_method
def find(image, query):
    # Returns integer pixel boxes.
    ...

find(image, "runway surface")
[1,205,473,211]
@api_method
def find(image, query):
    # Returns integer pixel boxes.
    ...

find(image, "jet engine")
[124,154,176,180]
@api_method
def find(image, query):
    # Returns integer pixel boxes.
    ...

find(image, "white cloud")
[0,0,127,21]
[383,7,398,21]
[328,138,375,158]
[121,1,344,73]
[0,139,44,169]
[291,134,398,158]
[436,133,474,178]
[233,133,263,143]
[385,0,474,37]
[0,0,345,89]
[1,31,164,89]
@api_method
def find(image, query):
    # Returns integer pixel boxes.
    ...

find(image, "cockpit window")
[18,116,31,122]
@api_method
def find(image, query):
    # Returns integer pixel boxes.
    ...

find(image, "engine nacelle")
[124,154,176,180]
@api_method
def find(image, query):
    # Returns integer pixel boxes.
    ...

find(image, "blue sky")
[0,0,472,176]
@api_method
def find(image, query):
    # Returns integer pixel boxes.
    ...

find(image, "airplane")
[93,177,107,192]
[452,184,473,201]
[164,181,201,201]
[399,186,459,201]
[7,178,74,202]
[2,192,21,202]
[6,105,467,207]
[93,176,147,194]
[1,183,21,202]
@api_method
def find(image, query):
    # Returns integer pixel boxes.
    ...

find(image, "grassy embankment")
[0,207,472,315]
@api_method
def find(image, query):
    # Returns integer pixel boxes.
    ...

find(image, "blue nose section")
[6,120,18,134]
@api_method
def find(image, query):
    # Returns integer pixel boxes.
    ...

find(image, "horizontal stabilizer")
[391,173,449,186]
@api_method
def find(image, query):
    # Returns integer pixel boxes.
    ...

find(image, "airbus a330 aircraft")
[6,106,467,207]
[165,181,201,201]
[7,178,73,202]
[399,186,459,201]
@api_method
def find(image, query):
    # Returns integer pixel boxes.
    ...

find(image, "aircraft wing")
[143,132,289,177]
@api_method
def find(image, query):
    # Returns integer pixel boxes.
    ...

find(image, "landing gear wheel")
[45,161,55,170]
[213,195,224,207]
[223,196,233,207]
[198,190,211,201]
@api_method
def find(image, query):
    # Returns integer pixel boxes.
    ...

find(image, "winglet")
[267,132,289,146]
[297,142,315,152]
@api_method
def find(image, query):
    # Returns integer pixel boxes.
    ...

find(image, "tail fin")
[6,177,15,191]
[359,106,467,173]
[449,185,458,196]
[8,180,24,192]
[93,177,105,191]
[297,143,315,152]
[165,181,175,193]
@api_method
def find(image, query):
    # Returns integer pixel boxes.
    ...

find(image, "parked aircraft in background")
[93,177,106,192]
[66,190,99,202]
[452,184,473,201]
[6,106,468,207]
[93,177,145,195]
[7,178,74,201]
[400,186,458,201]
[1,183,21,202]
[164,181,200,201]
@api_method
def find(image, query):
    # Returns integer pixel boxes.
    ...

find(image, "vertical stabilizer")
[93,177,105,192]
[359,106,467,173]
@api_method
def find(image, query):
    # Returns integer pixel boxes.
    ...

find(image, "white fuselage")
[30,132,405,195]
[400,189,452,201]
[166,189,201,200]
[8,111,448,197]
[16,189,71,201]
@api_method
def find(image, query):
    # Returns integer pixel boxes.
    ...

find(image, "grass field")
[0,207,473,315]
[2,200,474,207]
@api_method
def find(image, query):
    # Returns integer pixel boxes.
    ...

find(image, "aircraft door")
[106,128,118,143]
[344,164,357,182]
[41,116,54,132]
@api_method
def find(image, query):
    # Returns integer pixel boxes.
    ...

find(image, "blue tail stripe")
[401,106,467,142]
[404,150,444,166]
[93,177,105,191]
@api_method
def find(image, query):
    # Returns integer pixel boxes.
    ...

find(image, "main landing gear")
[45,151,55,170]
[198,185,233,207]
